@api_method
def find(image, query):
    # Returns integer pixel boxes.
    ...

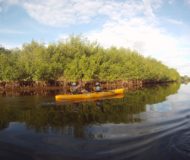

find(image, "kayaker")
[94,82,102,92]
[70,82,79,94]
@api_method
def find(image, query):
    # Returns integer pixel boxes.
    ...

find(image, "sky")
[0,0,190,76]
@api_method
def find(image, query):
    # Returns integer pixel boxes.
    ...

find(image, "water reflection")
[0,83,180,136]
[147,102,173,112]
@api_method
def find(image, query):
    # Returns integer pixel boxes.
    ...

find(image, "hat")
[72,82,76,86]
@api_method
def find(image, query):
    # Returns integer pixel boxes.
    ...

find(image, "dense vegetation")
[0,36,180,82]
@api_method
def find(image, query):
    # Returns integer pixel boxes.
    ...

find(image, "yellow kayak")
[56,94,124,103]
[55,88,124,101]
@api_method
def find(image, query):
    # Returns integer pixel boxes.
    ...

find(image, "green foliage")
[0,48,20,81]
[0,36,180,82]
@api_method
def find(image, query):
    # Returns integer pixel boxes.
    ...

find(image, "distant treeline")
[0,36,180,82]
[181,75,190,83]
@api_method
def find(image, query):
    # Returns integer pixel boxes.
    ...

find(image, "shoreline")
[0,80,176,96]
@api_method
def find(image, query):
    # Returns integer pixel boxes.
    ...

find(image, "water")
[0,83,190,160]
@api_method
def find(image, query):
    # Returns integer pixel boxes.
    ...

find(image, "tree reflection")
[0,83,180,137]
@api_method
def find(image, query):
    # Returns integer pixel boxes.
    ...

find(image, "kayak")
[55,88,124,101]
[56,94,124,103]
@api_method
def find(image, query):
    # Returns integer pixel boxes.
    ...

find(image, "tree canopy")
[0,36,180,82]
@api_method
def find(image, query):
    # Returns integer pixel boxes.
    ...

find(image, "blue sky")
[0,0,190,76]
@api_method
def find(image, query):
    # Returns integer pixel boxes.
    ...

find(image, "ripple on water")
[169,128,190,159]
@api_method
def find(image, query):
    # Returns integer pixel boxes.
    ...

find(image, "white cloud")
[21,0,104,26]
[87,17,175,55]
[2,0,162,27]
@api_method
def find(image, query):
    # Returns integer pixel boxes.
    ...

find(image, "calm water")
[0,83,190,160]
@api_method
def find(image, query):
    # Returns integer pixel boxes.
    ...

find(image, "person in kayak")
[70,82,88,94]
[70,82,80,94]
[94,82,102,92]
